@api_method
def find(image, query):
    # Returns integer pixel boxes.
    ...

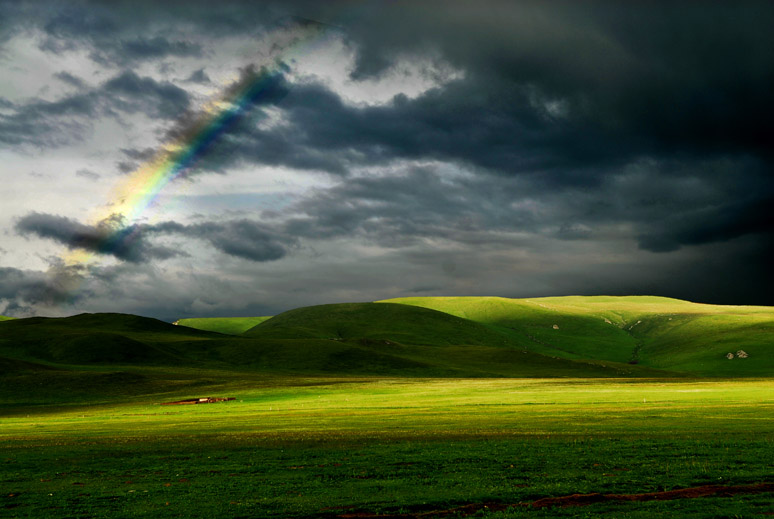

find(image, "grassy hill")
[240,302,647,378]
[244,302,520,345]
[241,302,650,377]
[175,316,271,335]
[0,303,661,409]
[0,313,220,365]
[0,296,771,408]
[0,314,228,406]
[379,296,774,376]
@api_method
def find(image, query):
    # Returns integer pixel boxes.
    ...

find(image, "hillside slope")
[380,296,774,376]
[0,313,220,366]
[242,302,664,378]
[175,316,272,335]
[1,296,770,409]
[244,302,521,345]
[0,306,649,394]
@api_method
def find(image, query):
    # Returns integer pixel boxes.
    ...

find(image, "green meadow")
[382,296,774,377]
[1,296,773,517]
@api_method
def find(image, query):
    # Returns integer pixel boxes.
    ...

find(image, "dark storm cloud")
[120,148,157,161]
[155,65,343,176]
[54,71,87,89]
[277,166,555,250]
[101,36,202,64]
[14,212,292,264]
[40,27,202,67]
[254,29,772,177]
[339,1,774,156]
[567,236,774,307]
[9,0,771,167]
[103,70,191,119]
[274,80,592,175]
[116,147,157,174]
[33,2,229,65]
[116,161,138,174]
[198,64,761,194]
[14,212,181,263]
[149,220,293,262]
[637,196,774,253]
[281,167,477,244]
[276,155,774,264]
[3,0,774,309]
[0,71,190,147]
[75,168,100,181]
[178,1,772,289]
[185,76,556,177]
[0,90,99,147]
[185,68,211,84]
[0,264,86,314]
[161,64,293,146]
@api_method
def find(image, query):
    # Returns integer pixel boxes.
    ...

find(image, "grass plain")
[1,296,773,517]
[2,377,773,518]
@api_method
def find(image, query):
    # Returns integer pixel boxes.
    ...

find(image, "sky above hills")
[1,1,772,320]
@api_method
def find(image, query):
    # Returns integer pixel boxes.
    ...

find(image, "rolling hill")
[243,302,518,345]
[239,302,644,378]
[379,296,774,376]
[0,296,771,408]
[0,313,221,365]
[175,316,272,335]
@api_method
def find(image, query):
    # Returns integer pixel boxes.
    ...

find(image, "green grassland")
[1,296,773,517]
[2,296,771,383]
[2,378,773,518]
[381,295,774,377]
[175,316,272,335]
[0,302,665,393]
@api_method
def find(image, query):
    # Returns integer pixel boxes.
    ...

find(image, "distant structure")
[162,397,235,405]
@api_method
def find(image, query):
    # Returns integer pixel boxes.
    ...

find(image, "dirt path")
[323,482,774,518]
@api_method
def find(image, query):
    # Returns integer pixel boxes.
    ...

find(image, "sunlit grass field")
[2,297,772,517]
[3,377,773,518]
[382,296,774,376]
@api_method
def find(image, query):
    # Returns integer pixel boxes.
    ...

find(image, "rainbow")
[65,19,331,267]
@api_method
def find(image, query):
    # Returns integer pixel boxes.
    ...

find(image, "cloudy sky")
[1,1,772,320]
